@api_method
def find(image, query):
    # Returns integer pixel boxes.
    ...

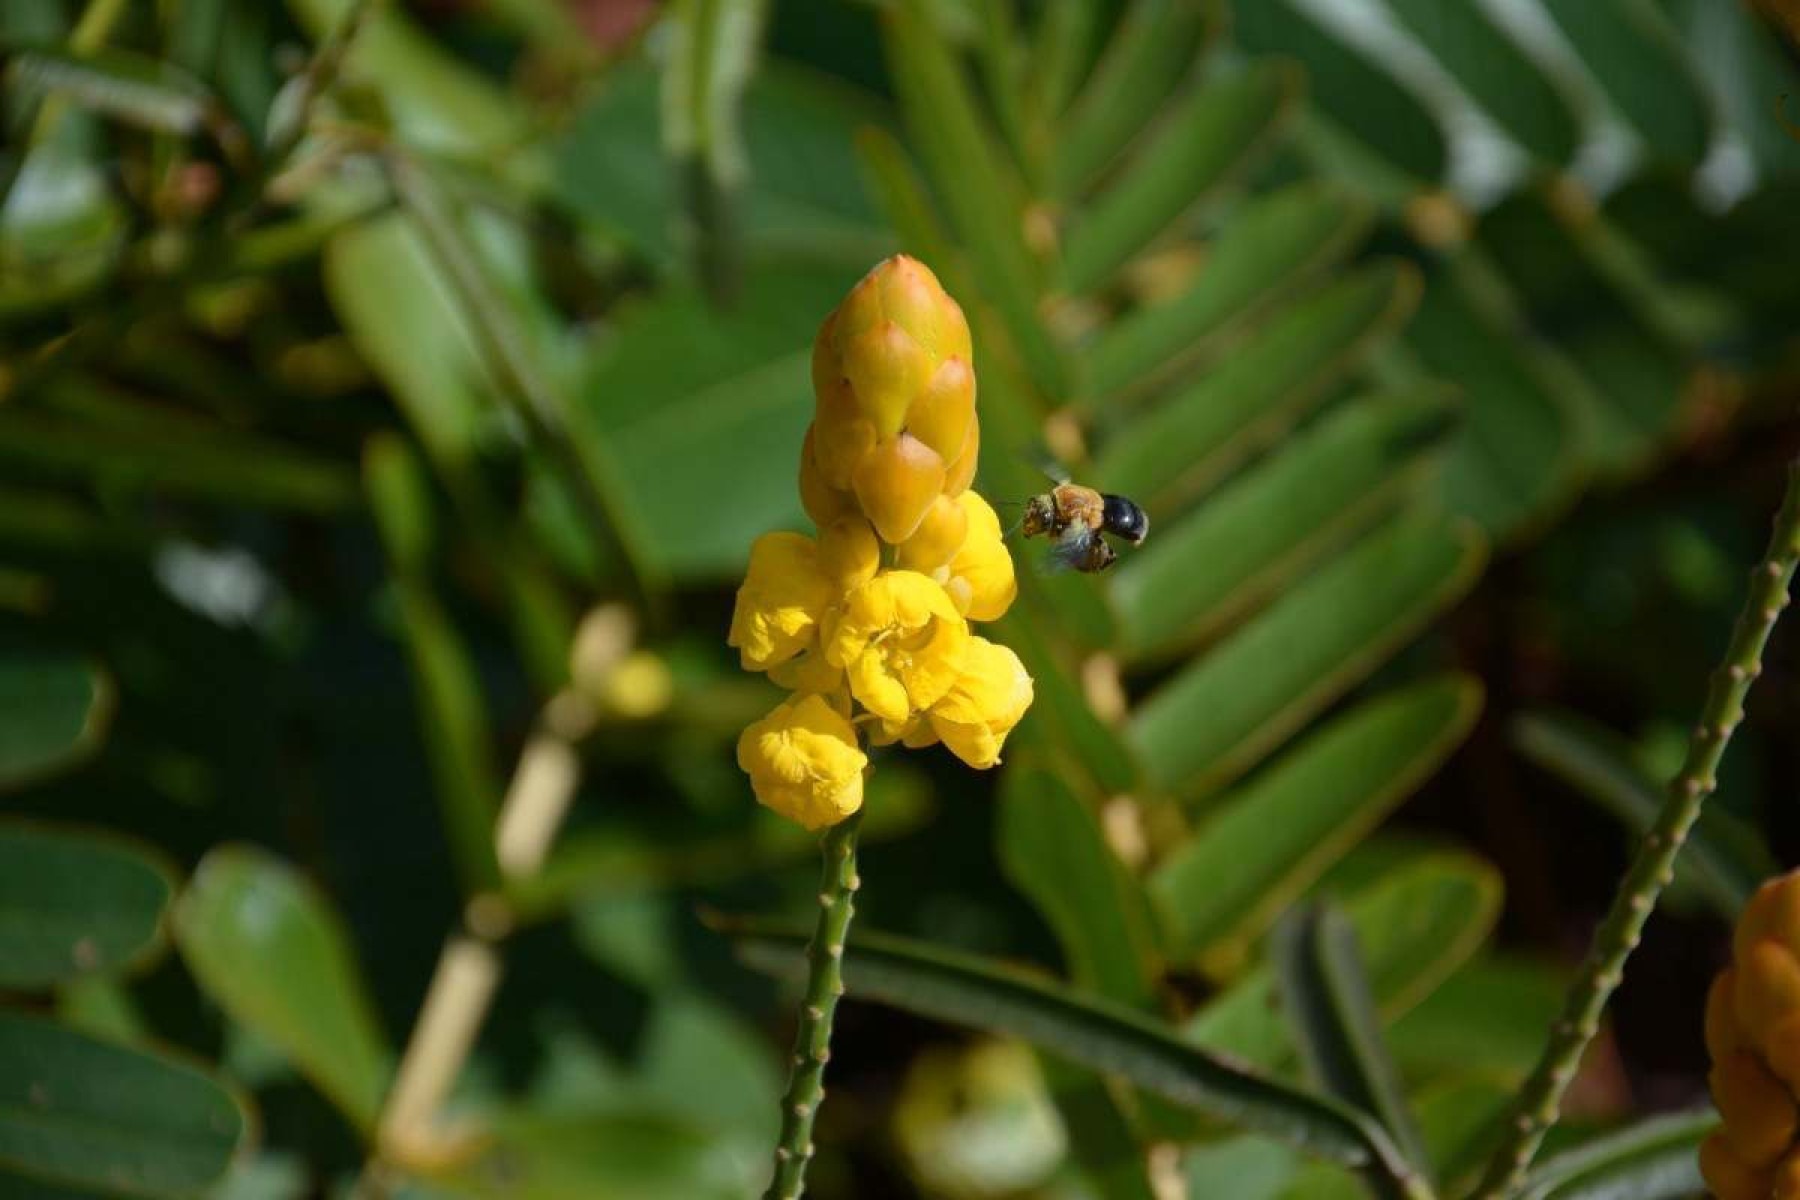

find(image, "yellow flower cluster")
[730,257,1033,830]
[1703,870,1800,1198]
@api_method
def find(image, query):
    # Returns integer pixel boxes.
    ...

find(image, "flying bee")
[1019,470,1149,574]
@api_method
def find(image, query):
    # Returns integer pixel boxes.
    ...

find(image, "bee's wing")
[1022,446,1070,485]
[1041,524,1093,574]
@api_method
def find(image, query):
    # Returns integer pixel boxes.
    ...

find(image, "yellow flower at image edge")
[927,637,1034,769]
[824,571,969,725]
[737,693,869,831]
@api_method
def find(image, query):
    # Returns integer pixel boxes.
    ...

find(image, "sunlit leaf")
[1150,676,1481,957]
[1129,513,1484,799]
[173,845,393,1132]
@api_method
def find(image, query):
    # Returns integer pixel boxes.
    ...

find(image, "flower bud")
[897,494,970,575]
[853,433,946,544]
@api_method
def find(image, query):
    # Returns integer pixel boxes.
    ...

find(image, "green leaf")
[1539,0,1712,166]
[575,263,856,582]
[1388,954,1566,1084]
[173,845,392,1132]
[726,921,1416,1181]
[997,761,1159,1008]
[0,822,173,988]
[1129,513,1484,799]
[1095,261,1420,512]
[1381,0,1579,165]
[0,1009,247,1196]
[1231,0,1446,182]
[993,599,1140,795]
[442,1109,757,1200]
[1112,387,1456,660]
[0,649,108,790]
[1271,905,1430,1179]
[1511,709,1773,918]
[1670,0,1800,181]
[5,47,220,135]
[884,0,1067,400]
[283,0,529,162]
[1517,1108,1714,1200]
[1084,180,1372,404]
[1187,852,1502,1069]
[1060,61,1299,294]
[1150,676,1481,958]
[1051,0,1216,199]
[1405,260,1583,540]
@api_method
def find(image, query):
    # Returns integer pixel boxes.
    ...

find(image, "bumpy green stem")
[762,811,863,1200]
[1471,460,1800,1199]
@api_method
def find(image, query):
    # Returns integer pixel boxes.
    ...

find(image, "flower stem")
[1470,459,1800,1199]
[762,810,863,1200]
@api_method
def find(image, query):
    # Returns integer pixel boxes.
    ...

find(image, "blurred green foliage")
[3,0,1799,1196]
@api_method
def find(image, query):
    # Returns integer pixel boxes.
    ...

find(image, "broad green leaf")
[1051,0,1216,199]
[1129,513,1484,799]
[726,921,1417,1181]
[554,62,893,271]
[885,0,1067,400]
[1231,0,1446,182]
[1405,261,1582,540]
[1084,180,1372,404]
[1187,852,1503,1069]
[0,822,173,988]
[1512,709,1772,917]
[6,47,221,135]
[1539,0,1712,166]
[0,649,108,789]
[1112,387,1455,660]
[284,0,529,162]
[1517,1108,1714,1200]
[1271,906,1429,1180]
[1184,1135,1299,1200]
[1388,954,1565,1084]
[575,264,857,581]
[1047,1064,1159,1200]
[173,846,392,1132]
[325,214,489,464]
[438,1110,754,1200]
[1096,262,1420,511]
[1060,61,1299,294]
[998,762,1159,1008]
[0,1009,246,1196]
[1382,0,1579,165]
[1150,676,1481,958]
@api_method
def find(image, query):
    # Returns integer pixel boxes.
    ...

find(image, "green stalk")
[762,811,863,1200]
[1470,459,1800,1199]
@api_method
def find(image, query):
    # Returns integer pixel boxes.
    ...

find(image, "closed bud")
[1708,868,1800,1186]
[896,494,970,575]
[854,434,946,544]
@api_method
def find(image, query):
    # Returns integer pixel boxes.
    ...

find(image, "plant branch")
[1470,458,1800,1198]
[762,811,864,1200]
[384,153,666,612]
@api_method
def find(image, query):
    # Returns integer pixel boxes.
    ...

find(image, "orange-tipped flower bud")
[896,494,970,575]
[854,434,946,544]
[1708,870,1800,1193]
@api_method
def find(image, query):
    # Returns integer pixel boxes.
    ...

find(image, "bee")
[1019,470,1149,573]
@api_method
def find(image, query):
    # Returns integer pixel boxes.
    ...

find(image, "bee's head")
[1101,494,1149,545]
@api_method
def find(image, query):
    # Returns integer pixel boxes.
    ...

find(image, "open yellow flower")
[727,532,835,672]
[823,571,968,724]
[944,492,1017,622]
[926,637,1034,768]
[737,693,868,830]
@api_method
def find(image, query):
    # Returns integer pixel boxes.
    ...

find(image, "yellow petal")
[727,531,833,671]
[928,637,1033,769]
[820,517,881,590]
[947,491,1018,622]
[736,693,867,830]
